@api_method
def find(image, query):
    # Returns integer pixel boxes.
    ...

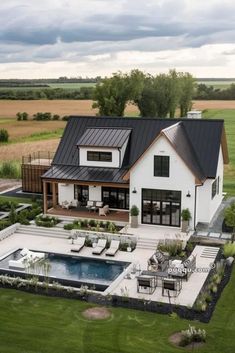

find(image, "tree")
[136,78,157,117]
[92,72,131,116]
[224,202,235,242]
[178,73,195,117]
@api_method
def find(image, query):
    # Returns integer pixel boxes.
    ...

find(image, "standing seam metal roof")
[77,128,132,148]
[43,116,225,182]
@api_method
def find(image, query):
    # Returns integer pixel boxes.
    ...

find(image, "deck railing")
[22,151,55,166]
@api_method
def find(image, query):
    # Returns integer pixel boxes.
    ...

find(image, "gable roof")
[44,116,228,183]
[162,122,206,181]
[77,127,132,148]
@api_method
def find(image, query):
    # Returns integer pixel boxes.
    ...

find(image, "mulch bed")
[169,332,205,350]
[82,306,111,320]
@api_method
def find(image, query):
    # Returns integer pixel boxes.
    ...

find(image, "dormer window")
[87,151,112,162]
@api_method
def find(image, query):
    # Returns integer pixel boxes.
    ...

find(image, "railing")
[0,223,20,241]
[22,151,55,166]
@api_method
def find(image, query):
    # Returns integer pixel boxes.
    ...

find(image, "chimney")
[187,110,202,119]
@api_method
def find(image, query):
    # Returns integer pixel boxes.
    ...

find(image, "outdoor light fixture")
[186,191,191,197]
[132,187,137,194]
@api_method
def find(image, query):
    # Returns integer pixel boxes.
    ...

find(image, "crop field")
[49,82,97,89]
[197,80,235,89]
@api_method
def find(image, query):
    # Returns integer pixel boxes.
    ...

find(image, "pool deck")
[0,230,219,307]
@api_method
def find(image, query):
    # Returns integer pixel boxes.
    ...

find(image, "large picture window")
[154,156,170,177]
[87,151,112,162]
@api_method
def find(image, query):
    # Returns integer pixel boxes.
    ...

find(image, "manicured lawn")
[0,195,34,204]
[0,268,234,353]
[204,109,235,195]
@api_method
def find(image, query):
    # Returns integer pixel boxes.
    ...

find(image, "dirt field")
[0,99,234,119]
[192,100,235,110]
[0,139,60,161]
[0,100,138,118]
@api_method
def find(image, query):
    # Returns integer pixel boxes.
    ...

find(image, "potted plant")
[181,208,191,232]
[130,205,139,228]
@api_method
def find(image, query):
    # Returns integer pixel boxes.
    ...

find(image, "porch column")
[52,182,57,208]
[43,181,48,214]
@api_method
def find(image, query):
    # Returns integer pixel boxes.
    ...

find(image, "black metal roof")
[43,165,128,184]
[43,116,226,183]
[77,127,131,148]
[162,122,206,181]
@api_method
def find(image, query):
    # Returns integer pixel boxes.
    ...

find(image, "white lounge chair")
[99,205,109,216]
[86,201,94,211]
[70,237,85,253]
[92,239,107,255]
[106,240,120,256]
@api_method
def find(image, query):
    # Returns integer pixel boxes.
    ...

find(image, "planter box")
[131,216,138,228]
[181,220,189,233]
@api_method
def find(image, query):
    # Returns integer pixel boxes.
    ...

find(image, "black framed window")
[142,188,181,227]
[154,156,169,177]
[217,176,220,195]
[211,179,217,199]
[102,187,129,209]
[87,151,112,162]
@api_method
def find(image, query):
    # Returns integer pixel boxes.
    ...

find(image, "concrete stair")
[200,246,219,259]
[16,225,71,239]
[136,237,158,250]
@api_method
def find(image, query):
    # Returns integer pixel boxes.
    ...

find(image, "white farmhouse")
[42,116,229,230]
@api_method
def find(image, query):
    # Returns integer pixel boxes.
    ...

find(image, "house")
[41,116,229,230]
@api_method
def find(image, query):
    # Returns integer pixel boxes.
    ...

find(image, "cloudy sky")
[0,0,235,78]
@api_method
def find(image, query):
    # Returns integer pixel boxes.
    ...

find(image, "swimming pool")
[0,249,130,291]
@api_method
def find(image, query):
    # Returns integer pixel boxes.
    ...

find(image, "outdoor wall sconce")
[132,187,137,194]
[186,191,191,197]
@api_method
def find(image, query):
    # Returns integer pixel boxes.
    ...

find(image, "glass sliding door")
[102,187,129,209]
[74,185,89,206]
[142,189,181,227]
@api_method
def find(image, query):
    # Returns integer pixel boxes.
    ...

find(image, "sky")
[0,0,235,78]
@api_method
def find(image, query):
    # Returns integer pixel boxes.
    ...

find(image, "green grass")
[13,128,64,143]
[49,82,97,89]
[197,80,235,90]
[0,161,21,179]
[0,195,33,204]
[203,109,235,195]
[0,268,234,353]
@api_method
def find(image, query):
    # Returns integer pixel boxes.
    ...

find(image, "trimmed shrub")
[0,129,9,142]
[223,242,235,258]
[35,215,59,227]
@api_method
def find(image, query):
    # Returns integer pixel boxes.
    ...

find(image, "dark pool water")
[0,249,129,288]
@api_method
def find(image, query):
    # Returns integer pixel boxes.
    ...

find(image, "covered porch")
[42,180,130,224]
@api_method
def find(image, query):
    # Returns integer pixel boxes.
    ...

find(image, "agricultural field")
[197,80,235,90]
[49,82,97,89]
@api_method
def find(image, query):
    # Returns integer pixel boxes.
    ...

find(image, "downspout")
[194,183,203,230]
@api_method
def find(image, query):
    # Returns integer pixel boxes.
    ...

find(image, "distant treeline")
[194,84,235,100]
[0,87,95,100]
[0,77,100,85]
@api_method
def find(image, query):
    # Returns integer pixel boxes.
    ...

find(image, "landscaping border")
[0,261,233,323]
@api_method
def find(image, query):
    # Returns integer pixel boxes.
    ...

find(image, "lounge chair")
[106,240,120,256]
[92,239,107,255]
[70,237,85,253]
[99,205,109,216]
[86,200,94,212]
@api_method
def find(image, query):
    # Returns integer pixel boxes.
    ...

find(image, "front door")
[142,189,181,227]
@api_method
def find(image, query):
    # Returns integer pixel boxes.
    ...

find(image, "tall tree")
[92,72,130,116]
[178,72,195,117]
